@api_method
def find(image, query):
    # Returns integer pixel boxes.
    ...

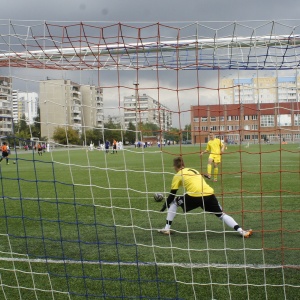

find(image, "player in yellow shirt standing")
[200,132,225,182]
[158,157,252,238]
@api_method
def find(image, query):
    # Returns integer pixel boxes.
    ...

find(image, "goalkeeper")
[158,156,252,238]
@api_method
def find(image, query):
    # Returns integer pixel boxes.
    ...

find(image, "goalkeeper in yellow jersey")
[158,157,252,238]
[200,132,225,182]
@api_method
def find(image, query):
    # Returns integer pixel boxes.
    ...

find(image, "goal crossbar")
[1,34,300,70]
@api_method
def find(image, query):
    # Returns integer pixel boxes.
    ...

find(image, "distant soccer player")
[158,157,252,238]
[37,143,43,156]
[0,142,10,165]
[112,139,117,154]
[200,132,225,182]
[105,140,110,154]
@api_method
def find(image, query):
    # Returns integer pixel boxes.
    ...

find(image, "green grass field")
[0,143,299,300]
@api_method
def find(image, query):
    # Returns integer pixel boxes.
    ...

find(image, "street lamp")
[133,81,139,143]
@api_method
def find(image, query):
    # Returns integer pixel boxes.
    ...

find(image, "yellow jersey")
[171,168,214,197]
[206,138,223,155]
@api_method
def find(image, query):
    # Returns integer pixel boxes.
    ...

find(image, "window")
[211,126,217,131]
[252,115,258,120]
[295,114,300,126]
[193,117,199,122]
[227,116,232,121]
[201,117,207,122]
[234,116,239,121]
[260,115,274,127]
[251,124,258,130]
[201,126,208,131]
[244,135,250,140]
[277,114,291,126]
[210,116,216,122]
[220,125,225,131]
[220,116,224,121]
[244,115,249,120]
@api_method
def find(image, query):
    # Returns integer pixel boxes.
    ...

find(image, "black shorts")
[177,194,223,216]
[2,151,8,158]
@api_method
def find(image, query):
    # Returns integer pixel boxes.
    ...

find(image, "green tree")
[182,124,191,141]
[53,126,80,145]
[81,128,104,146]
[164,127,181,143]
[14,114,31,141]
[103,120,122,142]
[124,122,136,144]
[140,123,160,137]
[31,107,41,139]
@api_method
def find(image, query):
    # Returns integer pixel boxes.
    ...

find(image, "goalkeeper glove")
[160,204,166,212]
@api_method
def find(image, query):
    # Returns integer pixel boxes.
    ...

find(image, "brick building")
[191,103,300,144]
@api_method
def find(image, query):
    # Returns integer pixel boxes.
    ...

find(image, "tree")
[164,127,181,143]
[14,114,31,141]
[81,128,103,146]
[182,124,191,141]
[53,126,80,145]
[124,122,136,144]
[139,123,160,137]
[103,120,122,142]
[31,107,41,139]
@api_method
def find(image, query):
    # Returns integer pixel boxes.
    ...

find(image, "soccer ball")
[13,161,16,164]
[154,193,164,202]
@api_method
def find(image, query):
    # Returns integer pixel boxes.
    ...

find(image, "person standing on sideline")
[158,157,252,238]
[200,132,225,182]
[0,142,10,165]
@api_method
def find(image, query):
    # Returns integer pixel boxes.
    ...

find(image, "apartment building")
[12,90,39,124]
[191,102,300,144]
[123,93,172,132]
[39,79,104,140]
[0,77,13,136]
[80,85,104,130]
[221,76,300,104]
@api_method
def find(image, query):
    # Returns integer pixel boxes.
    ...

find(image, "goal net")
[0,20,299,299]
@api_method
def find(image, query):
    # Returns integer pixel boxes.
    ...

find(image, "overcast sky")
[1,1,300,128]
[1,0,300,23]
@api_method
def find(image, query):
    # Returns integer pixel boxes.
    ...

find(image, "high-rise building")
[123,93,172,131]
[12,90,39,124]
[0,76,13,136]
[80,85,104,130]
[39,79,104,140]
[220,76,300,104]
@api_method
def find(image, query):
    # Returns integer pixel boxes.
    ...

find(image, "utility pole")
[133,81,139,143]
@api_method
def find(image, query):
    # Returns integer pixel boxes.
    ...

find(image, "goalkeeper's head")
[173,156,184,171]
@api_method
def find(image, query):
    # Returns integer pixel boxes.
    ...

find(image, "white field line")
[16,194,300,201]
[0,256,298,270]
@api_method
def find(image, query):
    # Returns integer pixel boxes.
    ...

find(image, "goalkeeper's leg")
[158,200,178,234]
[218,213,253,238]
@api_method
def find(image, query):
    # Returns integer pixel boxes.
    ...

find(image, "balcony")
[73,115,82,121]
